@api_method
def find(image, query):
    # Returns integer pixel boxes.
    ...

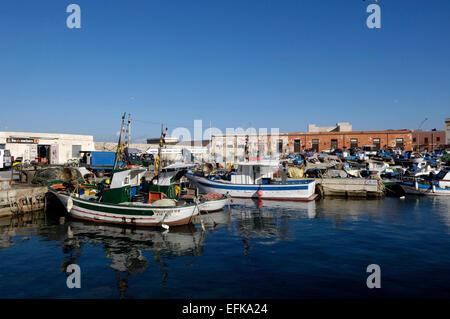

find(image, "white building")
[211,133,281,163]
[0,132,95,165]
[146,146,209,163]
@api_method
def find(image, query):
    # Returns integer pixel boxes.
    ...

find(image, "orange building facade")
[281,130,413,153]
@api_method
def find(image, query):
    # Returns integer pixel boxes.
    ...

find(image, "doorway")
[373,138,380,150]
[312,139,319,152]
[37,145,50,164]
[331,139,338,150]
[294,139,301,153]
[278,140,283,154]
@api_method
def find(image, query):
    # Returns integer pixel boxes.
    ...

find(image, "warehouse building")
[412,129,446,151]
[283,130,413,153]
[0,132,95,165]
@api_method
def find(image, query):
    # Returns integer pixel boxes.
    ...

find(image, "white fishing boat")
[398,169,450,196]
[186,160,317,201]
[197,196,229,212]
[149,163,229,213]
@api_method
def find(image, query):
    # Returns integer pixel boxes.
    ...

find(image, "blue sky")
[0,0,449,142]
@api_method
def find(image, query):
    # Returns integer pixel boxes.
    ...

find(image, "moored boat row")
[47,114,450,229]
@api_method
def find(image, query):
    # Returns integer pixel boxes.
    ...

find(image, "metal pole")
[127,114,131,148]
[113,113,126,171]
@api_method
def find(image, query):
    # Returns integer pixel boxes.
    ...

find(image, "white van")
[0,149,12,170]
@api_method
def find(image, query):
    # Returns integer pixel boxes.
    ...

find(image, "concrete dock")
[0,169,47,218]
[315,178,385,198]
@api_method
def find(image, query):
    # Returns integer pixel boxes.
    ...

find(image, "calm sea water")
[0,196,449,298]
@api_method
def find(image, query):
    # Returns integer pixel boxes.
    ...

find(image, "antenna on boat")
[127,113,131,148]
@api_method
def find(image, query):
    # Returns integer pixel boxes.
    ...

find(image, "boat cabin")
[435,169,450,189]
[152,163,195,186]
[231,161,279,185]
[148,163,195,197]
[102,168,147,204]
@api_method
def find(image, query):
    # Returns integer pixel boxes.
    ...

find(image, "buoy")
[256,189,264,198]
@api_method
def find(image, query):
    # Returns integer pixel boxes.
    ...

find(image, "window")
[373,138,380,149]
[396,138,404,148]
[350,138,358,148]
[437,137,440,142]
[312,139,319,152]
[424,137,429,145]
[278,140,283,153]
[72,145,81,158]
[413,138,416,143]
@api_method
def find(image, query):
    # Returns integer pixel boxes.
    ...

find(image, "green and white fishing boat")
[48,114,199,227]
[49,167,200,227]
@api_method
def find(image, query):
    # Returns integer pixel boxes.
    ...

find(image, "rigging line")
[133,119,200,129]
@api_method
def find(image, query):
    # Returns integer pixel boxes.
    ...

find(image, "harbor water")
[0,197,449,298]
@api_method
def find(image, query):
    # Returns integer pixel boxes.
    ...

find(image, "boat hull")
[49,190,199,226]
[398,181,450,196]
[187,175,317,201]
[198,197,229,212]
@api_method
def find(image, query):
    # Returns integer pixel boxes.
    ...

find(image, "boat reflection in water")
[62,221,207,298]
[0,210,61,249]
[229,198,316,253]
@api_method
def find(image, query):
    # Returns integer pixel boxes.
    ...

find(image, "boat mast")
[244,134,249,162]
[113,113,126,171]
[155,124,167,178]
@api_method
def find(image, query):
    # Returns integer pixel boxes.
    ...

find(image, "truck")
[80,151,123,177]
[0,149,12,170]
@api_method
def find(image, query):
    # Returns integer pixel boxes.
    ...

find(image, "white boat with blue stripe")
[398,169,450,196]
[187,160,317,201]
